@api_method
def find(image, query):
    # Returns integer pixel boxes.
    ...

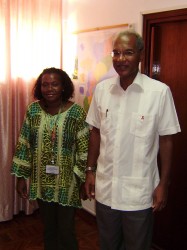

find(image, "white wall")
[62,0,187,214]
[62,0,187,75]
[62,0,187,32]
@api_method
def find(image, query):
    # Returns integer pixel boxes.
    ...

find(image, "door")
[142,9,187,250]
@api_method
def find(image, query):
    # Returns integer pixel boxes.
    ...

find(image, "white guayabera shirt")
[86,72,181,211]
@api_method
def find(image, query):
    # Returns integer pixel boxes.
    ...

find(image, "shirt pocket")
[130,112,156,137]
[100,111,112,134]
[121,176,151,206]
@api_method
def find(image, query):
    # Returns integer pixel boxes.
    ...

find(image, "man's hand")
[152,135,173,212]
[85,171,95,200]
[152,183,168,212]
[80,182,88,200]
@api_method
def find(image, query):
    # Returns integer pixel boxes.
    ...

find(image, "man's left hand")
[152,183,168,212]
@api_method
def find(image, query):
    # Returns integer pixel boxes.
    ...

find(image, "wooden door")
[142,9,187,250]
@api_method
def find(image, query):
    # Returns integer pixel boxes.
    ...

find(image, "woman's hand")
[16,177,29,199]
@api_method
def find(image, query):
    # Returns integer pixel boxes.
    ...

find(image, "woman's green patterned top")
[11,101,89,208]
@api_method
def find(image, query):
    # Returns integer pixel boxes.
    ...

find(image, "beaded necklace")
[45,104,64,165]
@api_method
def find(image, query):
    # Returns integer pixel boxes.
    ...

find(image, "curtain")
[0,0,62,222]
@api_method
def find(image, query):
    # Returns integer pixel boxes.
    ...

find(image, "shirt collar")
[131,72,144,90]
[110,72,144,93]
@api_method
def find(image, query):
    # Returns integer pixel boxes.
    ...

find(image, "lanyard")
[45,106,63,164]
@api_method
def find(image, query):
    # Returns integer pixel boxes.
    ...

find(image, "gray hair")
[113,29,144,51]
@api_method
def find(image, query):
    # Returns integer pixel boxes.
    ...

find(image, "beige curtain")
[0,0,62,222]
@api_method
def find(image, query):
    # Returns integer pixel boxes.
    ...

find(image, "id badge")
[46,165,59,175]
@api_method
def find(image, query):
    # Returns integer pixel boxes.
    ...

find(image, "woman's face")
[41,73,64,104]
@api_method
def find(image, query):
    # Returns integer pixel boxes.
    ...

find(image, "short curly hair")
[33,67,74,102]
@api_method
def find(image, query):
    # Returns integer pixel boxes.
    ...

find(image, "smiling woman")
[0,0,63,222]
[11,67,89,249]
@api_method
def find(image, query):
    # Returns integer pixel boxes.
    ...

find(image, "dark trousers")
[37,199,78,250]
[96,201,153,250]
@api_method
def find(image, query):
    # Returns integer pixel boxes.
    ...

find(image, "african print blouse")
[11,101,89,208]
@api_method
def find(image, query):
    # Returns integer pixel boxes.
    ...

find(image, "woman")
[11,67,89,250]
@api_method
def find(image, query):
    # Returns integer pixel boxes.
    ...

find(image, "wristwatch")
[85,166,96,172]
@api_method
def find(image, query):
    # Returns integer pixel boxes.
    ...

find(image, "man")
[85,30,181,250]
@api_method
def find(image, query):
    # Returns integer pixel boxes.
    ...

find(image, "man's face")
[112,34,143,81]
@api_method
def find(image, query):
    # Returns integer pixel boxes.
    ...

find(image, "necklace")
[45,103,64,165]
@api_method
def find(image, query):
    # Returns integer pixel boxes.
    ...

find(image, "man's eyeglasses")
[111,49,136,59]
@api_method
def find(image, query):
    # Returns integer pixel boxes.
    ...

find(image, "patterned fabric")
[12,101,89,208]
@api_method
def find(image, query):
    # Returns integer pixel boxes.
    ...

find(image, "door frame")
[141,8,187,250]
[141,8,187,75]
